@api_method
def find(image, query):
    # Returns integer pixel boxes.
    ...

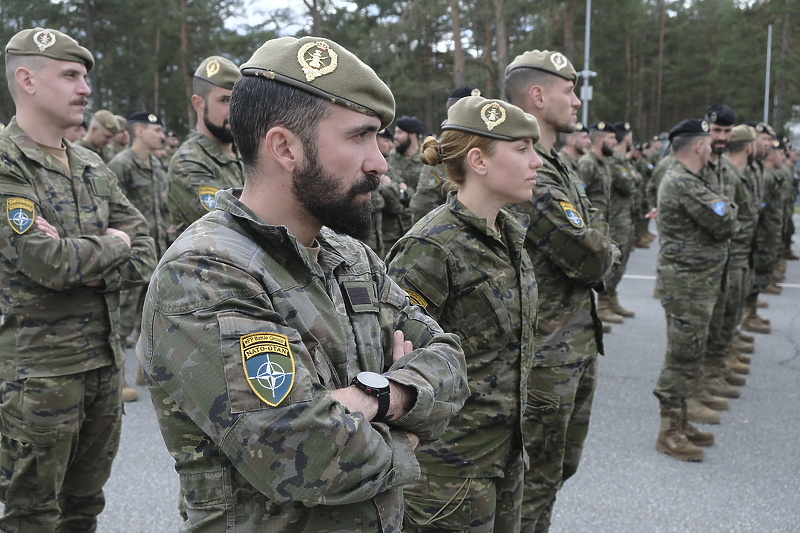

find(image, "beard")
[204,106,234,144]
[601,145,614,157]
[291,143,380,241]
[712,142,727,155]
[395,137,411,156]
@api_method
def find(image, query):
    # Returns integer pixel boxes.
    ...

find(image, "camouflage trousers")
[605,219,634,292]
[0,366,122,532]
[653,292,716,409]
[403,450,525,532]
[707,264,749,360]
[521,359,598,533]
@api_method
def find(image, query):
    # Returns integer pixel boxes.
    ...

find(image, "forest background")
[1,0,797,142]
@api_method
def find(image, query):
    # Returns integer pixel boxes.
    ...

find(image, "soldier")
[137,36,469,531]
[408,86,476,224]
[557,121,590,173]
[387,95,541,532]
[108,112,172,401]
[631,140,657,248]
[167,55,243,236]
[0,28,156,529]
[362,126,392,256]
[102,114,129,162]
[504,50,619,532]
[74,108,121,161]
[64,119,87,143]
[578,121,621,324]
[653,119,738,461]
[381,115,423,250]
[160,129,179,168]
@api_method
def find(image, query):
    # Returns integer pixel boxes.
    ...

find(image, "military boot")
[737,329,755,343]
[603,322,612,333]
[785,249,800,260]
[681,405,714,447]
[656,409,704,461]
[686,398,721,424]
[724,347,750,375]
[610,292,635,318]
[135,366,147,386]
[596,294,624,323]
[122,383,138,402]
[720,363,747,386]
[756,299,768,308]
[731,336,754,355]
[763,283,782,295]
[693,381,729,410]
[741,306,771,334]
[704,374,740,399]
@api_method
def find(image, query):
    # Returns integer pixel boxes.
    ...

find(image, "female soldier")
[386,95,542,532]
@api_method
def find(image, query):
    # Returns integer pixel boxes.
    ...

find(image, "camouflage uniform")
[73,138,109,162]
[556,151,579,175]
[102,142,124,164]
[137,188,469,532]
[605,154,640,292]
[382,151,421,248]
[409,164,448,224]
[386,194,537,533]
[653,161,739,410]
[752,165,785,291]
[577,151,612,223]
[108,148,172,341]
[0,119,155,531]
[646,154,675,211]
[513,146,618,532]
[167,131,243,235]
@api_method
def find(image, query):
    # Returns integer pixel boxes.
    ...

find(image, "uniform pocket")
[404,492,472,532]
[447,280,513,355]
[522,388,560,462]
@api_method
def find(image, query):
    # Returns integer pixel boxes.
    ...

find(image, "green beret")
[240,36,395,128]
[93,110,121,134]
[113,114,127,132]
[441,95,540,142]
[5,28,94,72]
[730,124,756,143]
[194,56,240,90]
[506,49,577,82]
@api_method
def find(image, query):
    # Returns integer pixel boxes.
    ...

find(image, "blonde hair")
[420,130,497,187]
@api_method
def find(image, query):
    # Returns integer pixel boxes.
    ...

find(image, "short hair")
[229,76,331,175]
[4,54,45,99]
[192,77,216,101]
[419,131,497,187]
[503,67,557,107]
[670,135,701,153]
[727,139,751,154]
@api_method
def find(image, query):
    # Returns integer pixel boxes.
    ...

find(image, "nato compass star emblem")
[241,332,295,406]
[198,186,218,211]
[559,201,585,228]
[7,198,35,234]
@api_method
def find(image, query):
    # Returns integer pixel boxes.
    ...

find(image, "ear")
[263,126,304,173]
[190,94,205,115]
[528,84,546,111]
[465,146,487,175]
[15,67,35,96]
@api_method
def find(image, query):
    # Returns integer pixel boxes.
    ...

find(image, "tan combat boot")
[122,383,138,402]
[741,305,771,334]
[736,329,755,343]
[724,347,750,375]
[610,292,635,318]
[763,283,782,295]
[704,374,740,399]
[681,405,714,447]
[656,409,704,461]
[596,294,624,323]
[693,379,729,410]
[756,299,768,308]
[731,336,754,355]
[135,366,147,386]
[686,398,721,424]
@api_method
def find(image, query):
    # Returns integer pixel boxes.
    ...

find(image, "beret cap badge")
[206,59,220,78]
[481,102,507,131]
[550,52,568,71]
[148,114,158,123]
[32,29,56,52]
[709,111,718,123]
[701,120,709,132]
[298,41,338,82]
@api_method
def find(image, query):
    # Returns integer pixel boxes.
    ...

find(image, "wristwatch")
[351,371,391,423]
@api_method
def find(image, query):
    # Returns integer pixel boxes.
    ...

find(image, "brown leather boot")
[610,292,635,318]
[596,295,624,323]
[656,408,704,461]
[686,398,721,424]
[681,405,714,447]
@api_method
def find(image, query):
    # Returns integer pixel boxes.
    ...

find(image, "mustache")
[350,172,381,196]
[71,98,88,106]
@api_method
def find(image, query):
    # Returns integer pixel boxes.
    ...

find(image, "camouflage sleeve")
[142,258,425,506]
[610,161,638,196]
[0,166,152,292]
[167,156,219,233]
[518,177,617,286]
[678,176,739,241]
[380,182,405,215]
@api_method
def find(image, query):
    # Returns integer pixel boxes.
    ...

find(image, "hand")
[35,217,59,240]
[399,182,408,192]
[405,432,420,449]
[392,330,413,363]
[330,386,378,421]
[645,207,658,219]
[380,174,392,185]
[106,227,131,248]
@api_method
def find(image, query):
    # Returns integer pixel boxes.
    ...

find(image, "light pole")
[763,18,778,124]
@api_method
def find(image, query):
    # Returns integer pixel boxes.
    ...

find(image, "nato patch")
[406,289,428,308]
[241,332,295,406]
[7,198,35,234]
[711,200,726,216]
[199,186,219,211]
[559,201,585,228]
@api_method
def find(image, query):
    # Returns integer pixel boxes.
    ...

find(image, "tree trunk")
[494,0,507,96]
[773,0,791,129]
[449,0,465,87]
[654,0,666,133]
[563,0,576,61]
[154,1,162,114]
[179,0,192,127]
[83,0,100,106]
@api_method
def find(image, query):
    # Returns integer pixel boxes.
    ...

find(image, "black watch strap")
[351,372,391,423]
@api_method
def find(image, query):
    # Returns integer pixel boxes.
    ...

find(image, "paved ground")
[20,220,800,532]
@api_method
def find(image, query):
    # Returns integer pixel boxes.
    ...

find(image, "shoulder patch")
[405,289,428,308]
[558,201,585,228]
[198,186,219,211]
[7,198,35,234]
[241,332,295,406]
[711,200,726,216]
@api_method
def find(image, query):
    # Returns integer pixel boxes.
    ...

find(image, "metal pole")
[581,0,591,125]
[763,22,773,124]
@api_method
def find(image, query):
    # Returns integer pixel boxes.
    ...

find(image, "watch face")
[357,372,389,389]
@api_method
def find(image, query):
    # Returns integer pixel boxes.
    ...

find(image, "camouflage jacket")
[753,166,787,267]
[646,154,675,209]
[167,132,243,235]
[656,160,739,298]
[513,145,617,365]
[138,189,468,532]
[102,142,124,164]
[578,151,612,222]
[109,148,171,257]
[607,154,640,226]
[387,150,423,190]
[0,119,155,380]
[557,150,579,174]
[386,194,536,478]
[722,156,758,268]
[73,137,110,163]
[409,163,448,223]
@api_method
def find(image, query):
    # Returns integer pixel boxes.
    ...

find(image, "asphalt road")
[18,219,800,532]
